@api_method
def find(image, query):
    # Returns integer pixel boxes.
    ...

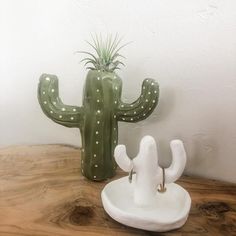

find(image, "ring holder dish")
[101,135,191,232]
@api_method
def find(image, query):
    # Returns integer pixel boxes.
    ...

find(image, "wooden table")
[0,145,235,236]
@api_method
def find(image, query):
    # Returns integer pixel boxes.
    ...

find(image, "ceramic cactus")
[38,36,159,181]
[102,135,191,232]
[114,135,186,206]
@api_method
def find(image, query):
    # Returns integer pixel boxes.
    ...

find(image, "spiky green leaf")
[77,34,127,72]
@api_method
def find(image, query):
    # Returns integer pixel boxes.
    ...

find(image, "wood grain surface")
[0,145,235,236]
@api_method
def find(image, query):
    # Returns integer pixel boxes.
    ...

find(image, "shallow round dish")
[101,176,191,232]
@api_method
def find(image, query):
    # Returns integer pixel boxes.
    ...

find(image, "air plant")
[78,34,127,72]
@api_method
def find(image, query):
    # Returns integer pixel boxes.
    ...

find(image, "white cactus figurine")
[114,135,187,206]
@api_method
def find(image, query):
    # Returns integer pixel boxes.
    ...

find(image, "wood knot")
[221,222,236,234]
[198,201,230,220]
[69,198,94,225]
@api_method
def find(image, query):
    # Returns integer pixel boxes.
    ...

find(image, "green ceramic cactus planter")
[38,36,159,181]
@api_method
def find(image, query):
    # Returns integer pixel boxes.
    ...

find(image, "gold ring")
[129,168,134,183]
[158,167,166,193]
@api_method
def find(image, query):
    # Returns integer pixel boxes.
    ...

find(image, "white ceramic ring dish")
[101,135,191,232]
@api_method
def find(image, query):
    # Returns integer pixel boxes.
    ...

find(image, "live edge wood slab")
[0,145,235,236]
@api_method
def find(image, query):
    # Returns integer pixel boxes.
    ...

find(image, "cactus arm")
[116,79,159,122]
[114,145,133,172]
[38,74,84,128]
[165,140,187,184]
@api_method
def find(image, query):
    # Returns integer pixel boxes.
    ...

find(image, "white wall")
[1,0,236,183]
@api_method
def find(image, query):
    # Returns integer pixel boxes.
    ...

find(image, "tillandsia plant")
[38,35,159,181]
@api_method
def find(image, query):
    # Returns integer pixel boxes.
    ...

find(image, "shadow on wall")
[186,132,219,179]
[147,86,176,124]
[119,86,176,158]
